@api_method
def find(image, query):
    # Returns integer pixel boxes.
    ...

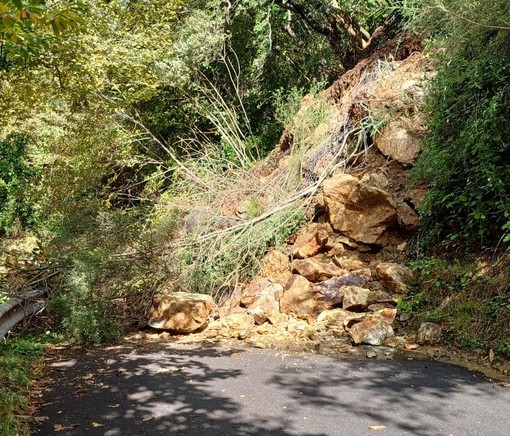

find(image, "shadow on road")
[37,342,315,435]
[36,342,508,436]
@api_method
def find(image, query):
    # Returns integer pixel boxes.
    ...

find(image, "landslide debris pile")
[147,49,441,350]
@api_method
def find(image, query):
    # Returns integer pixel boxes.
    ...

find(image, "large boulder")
[292,223,330,258]
[291,258,346,282]
[280,275,317,319]
[349,318,394,345]
[376,262,414,294]
[148,292,214,333]
[374,120,422,165]
[323,174,397,244]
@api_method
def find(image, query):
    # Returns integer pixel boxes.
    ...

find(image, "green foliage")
[0,134,35,234]
[0,336,47,436]
[0,0,82,64]
[405,256,510,358]
[412,0,510,250]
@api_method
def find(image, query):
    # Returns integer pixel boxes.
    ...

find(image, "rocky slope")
[147,50,442,353]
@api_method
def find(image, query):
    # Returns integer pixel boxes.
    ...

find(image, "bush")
[413,0,510,250]
[0,135,35,234]
[403,256,510,358]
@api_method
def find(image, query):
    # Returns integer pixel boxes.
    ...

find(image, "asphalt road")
[36,342,510,436]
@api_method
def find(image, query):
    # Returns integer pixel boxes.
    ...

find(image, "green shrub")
[0,337,47,436]
[406,256,510,358]
[0,135,35,235]
[413,0,510,250]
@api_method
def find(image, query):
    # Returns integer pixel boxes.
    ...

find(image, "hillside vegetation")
[0,1,509,432]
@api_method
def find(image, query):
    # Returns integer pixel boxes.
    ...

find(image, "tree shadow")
[35,342,510,436]
[36,342,324,436]
[267,353,508,435]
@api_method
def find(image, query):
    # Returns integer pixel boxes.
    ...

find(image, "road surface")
[36,341,510,436]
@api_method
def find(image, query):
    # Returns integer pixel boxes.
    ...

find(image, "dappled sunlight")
[36,343,510,436]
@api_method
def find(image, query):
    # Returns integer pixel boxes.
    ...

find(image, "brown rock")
[291,258,346,282]
[406,187,427,209]
[280,275,317,319]
[335,236,358,250]
[261,250,292,285]
[361,172,389,190]
[349,318,394,345]
[240,279,274,307]
[417,322,443,345]
[246,289,281,325]
[217,285,244,317]
[323,174,397,245]
[397,203,420,231]
[374,120,422,165]
[292,223,330,259]
[342,286,371,311]
[148,292,214,333]
[367,290,395,305]
[376,262,414,293]
[333,256,365,271]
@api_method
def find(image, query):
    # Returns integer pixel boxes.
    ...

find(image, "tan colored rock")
[291,258,346,282]
[268,312,289,328]
[333,256,365,271]
[313,269,372,312]
[261,249,292,285]
[374,120,422,165]
[361,172,389,190]
[224,312,256,331]
[372,308,397,325]
[376,262,414,294]
[247,290,280,325]
[316,308,365,330]
[148,292,214,333]
[287,317,314,338]
[292,223,330,258]
[280,275,317,319]
[342,286,371,311]
[323,174,397,245]
[397,203,420,231]
[417,322,443,345]
[349,318,394,345]
[240,279,274,307]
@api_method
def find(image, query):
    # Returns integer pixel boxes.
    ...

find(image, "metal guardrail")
[0,290,45,340]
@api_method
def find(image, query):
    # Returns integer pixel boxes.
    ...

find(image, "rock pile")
[149,172,423,348]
